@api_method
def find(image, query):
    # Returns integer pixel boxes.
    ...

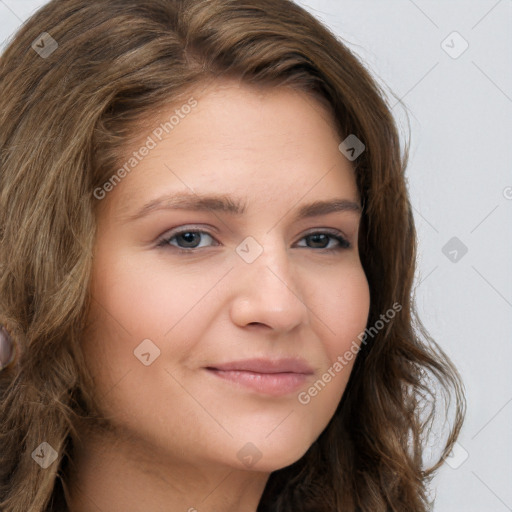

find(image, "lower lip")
[206,369,309,396]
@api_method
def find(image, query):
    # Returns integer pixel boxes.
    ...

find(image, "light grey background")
[1,0,511,510]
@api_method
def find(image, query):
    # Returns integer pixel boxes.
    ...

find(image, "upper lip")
[206,358,314,374]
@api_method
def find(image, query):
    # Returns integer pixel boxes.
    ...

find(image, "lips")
[205,358,314,396]
[207,358,314,374]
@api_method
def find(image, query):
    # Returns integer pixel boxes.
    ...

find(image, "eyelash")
[156,227,351,254]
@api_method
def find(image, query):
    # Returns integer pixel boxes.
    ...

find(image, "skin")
[66,79,371,512]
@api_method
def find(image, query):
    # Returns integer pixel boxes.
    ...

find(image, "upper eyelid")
[159,225,349,237]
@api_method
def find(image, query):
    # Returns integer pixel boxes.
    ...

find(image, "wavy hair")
[0,0,465,510]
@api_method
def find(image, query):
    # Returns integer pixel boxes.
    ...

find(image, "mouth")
[204,358,314,396]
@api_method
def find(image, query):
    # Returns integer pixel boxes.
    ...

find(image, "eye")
[156,228,351,253]
[297,231,351,251]
[157,229,218,251]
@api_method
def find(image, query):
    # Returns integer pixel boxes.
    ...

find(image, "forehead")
[100,79,358,220]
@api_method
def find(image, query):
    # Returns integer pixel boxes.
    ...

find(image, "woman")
[0,0,465,510]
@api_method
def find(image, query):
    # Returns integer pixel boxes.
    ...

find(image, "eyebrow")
[122,192,362,222]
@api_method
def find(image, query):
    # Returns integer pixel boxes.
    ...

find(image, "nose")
[229,240,309,333]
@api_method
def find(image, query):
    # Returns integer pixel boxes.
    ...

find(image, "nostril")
[247,322,270,329]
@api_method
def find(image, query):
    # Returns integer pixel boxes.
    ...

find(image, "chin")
[230,433,315,473]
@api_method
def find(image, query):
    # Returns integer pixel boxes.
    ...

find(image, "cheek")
[83,250,224,399]
[89,252,194,335]
[299,264,370,408]
[313,263,370,357]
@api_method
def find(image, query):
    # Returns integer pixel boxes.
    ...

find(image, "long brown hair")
[0,0,465,510]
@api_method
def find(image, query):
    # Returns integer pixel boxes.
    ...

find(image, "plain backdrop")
[1,1,511,511]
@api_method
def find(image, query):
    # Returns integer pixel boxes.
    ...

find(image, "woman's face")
[84,80,370,473]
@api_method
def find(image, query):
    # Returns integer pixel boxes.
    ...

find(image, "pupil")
[310,234,327,248]
[180,232,199,247]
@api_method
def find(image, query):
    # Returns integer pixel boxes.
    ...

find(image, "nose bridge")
[240,232,294,290]
[229,232,309,330]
